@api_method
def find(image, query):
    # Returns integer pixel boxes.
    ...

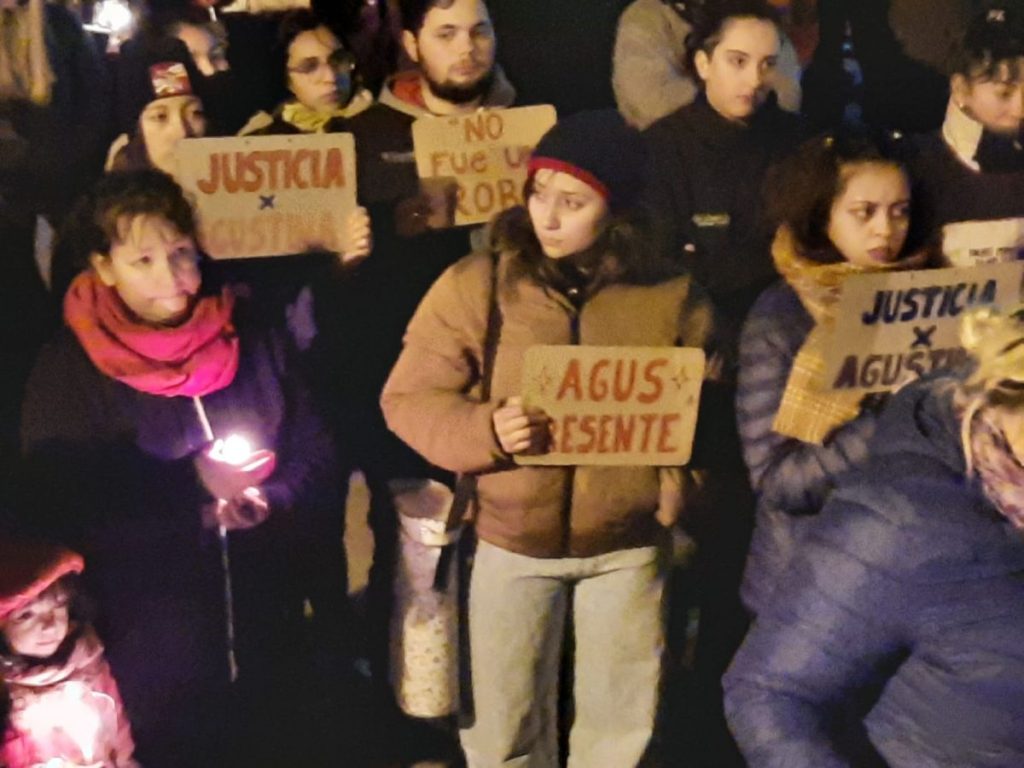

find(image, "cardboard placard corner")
[412,104,558,227]
[176,132,357,260]
[516,345,705,467]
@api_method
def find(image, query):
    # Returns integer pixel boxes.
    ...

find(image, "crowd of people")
[1,0,1023,766]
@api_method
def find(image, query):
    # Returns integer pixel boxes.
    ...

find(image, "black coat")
[309,98,472,479]
[643,94,806,330]
[18,308,339,764]
[0,4,110,222]
[911,128,1024,261]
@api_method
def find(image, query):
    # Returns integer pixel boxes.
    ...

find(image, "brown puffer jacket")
[381,249,715,558]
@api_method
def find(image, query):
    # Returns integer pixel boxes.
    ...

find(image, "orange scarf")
[771,226,928,444]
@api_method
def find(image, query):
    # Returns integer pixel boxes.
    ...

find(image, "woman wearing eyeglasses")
[226,10,374,348]
[239,10,375,136]
[216,14,373,672]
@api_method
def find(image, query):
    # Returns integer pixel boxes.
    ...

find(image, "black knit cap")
[528,110,647,211]
[115,35,204,136]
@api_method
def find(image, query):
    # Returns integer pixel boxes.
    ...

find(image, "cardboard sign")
[176,133,357,259]
[823,262,1024,392]
[517,346,705,467]
[412,105,557,227]
[942,218,1024,267]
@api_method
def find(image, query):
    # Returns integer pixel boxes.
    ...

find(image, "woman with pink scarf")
[18,170,339,767]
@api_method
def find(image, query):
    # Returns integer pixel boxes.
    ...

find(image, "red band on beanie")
[528,157,611,202]
[149,62,193,98]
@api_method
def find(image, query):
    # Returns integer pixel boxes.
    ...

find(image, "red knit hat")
[0,536,84,622]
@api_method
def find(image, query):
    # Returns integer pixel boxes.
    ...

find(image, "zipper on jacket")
[559,308,580,555]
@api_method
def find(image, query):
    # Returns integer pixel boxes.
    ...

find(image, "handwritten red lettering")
[637,359,667,404]
[597,415,613,453]
[613,415,635,451]
[589,360,609,401]
[560,415,576,454]
[638,413,659,451]
[195,148,349,195]
[657,414,680,453]
[613,360,637,402]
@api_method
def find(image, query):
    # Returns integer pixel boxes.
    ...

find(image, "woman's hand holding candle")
[194,436,276,508]
[208,487,271,531]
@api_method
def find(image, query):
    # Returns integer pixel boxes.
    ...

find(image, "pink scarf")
[64,271,240,398]
[969,410,1024,530]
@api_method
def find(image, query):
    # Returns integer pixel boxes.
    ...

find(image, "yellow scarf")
[0,0,53,106]
[280,89,374,133]
[771,226,928,444]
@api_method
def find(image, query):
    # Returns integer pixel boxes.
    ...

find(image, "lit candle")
[218,434,253,466]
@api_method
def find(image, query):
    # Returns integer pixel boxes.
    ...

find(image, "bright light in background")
[86,0,135,41]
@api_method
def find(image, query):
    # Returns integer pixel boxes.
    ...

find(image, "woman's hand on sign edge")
[339,206,372,266]
[492,396,551,455]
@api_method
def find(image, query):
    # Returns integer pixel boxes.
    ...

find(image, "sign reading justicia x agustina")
[177,133,357,260]
[823,262,1024,392]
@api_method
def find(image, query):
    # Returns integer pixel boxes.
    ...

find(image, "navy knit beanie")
[528,110,647,211]
[115,35,203,136]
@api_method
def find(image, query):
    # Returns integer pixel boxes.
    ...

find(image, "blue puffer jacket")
[736,281,879,613]
[724,375,1024,768]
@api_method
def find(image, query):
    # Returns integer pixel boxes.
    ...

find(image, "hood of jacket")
[869,373,967,478]
[378,67,516,119]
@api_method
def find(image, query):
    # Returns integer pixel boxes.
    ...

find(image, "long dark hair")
[764,127,925,260]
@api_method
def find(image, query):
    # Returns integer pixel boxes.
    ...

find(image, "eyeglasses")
[287,48,356,77]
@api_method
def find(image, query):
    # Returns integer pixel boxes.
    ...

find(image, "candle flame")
[210,434,254,466]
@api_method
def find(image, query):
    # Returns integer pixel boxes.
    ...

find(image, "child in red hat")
[0,536,136,768]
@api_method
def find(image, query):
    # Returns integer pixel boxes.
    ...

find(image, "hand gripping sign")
[517,346,706,467]
[412,105,557,227]
[176,133,357,259]
[823,262,1024,393]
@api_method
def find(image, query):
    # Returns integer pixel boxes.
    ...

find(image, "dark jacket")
[736,281,879,613]
[484,0,627,114]
[0,4,109,222]
[724,375,1024,768]
[643,94,806,330]
[307,72,512,476]
[911,100,1024,264]
[18,308,338,763]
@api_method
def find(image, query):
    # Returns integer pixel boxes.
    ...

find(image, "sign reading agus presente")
[823,262,1024,392]
[412,105,557,227]
[517,346,705,467]
[176,133,357,260]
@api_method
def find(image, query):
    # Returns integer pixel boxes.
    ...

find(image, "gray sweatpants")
[459,539,666,768]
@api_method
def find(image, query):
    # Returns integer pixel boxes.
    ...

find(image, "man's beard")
[423,66,495,105]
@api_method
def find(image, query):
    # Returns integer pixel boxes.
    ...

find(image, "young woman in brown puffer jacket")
[382,110,721,768]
